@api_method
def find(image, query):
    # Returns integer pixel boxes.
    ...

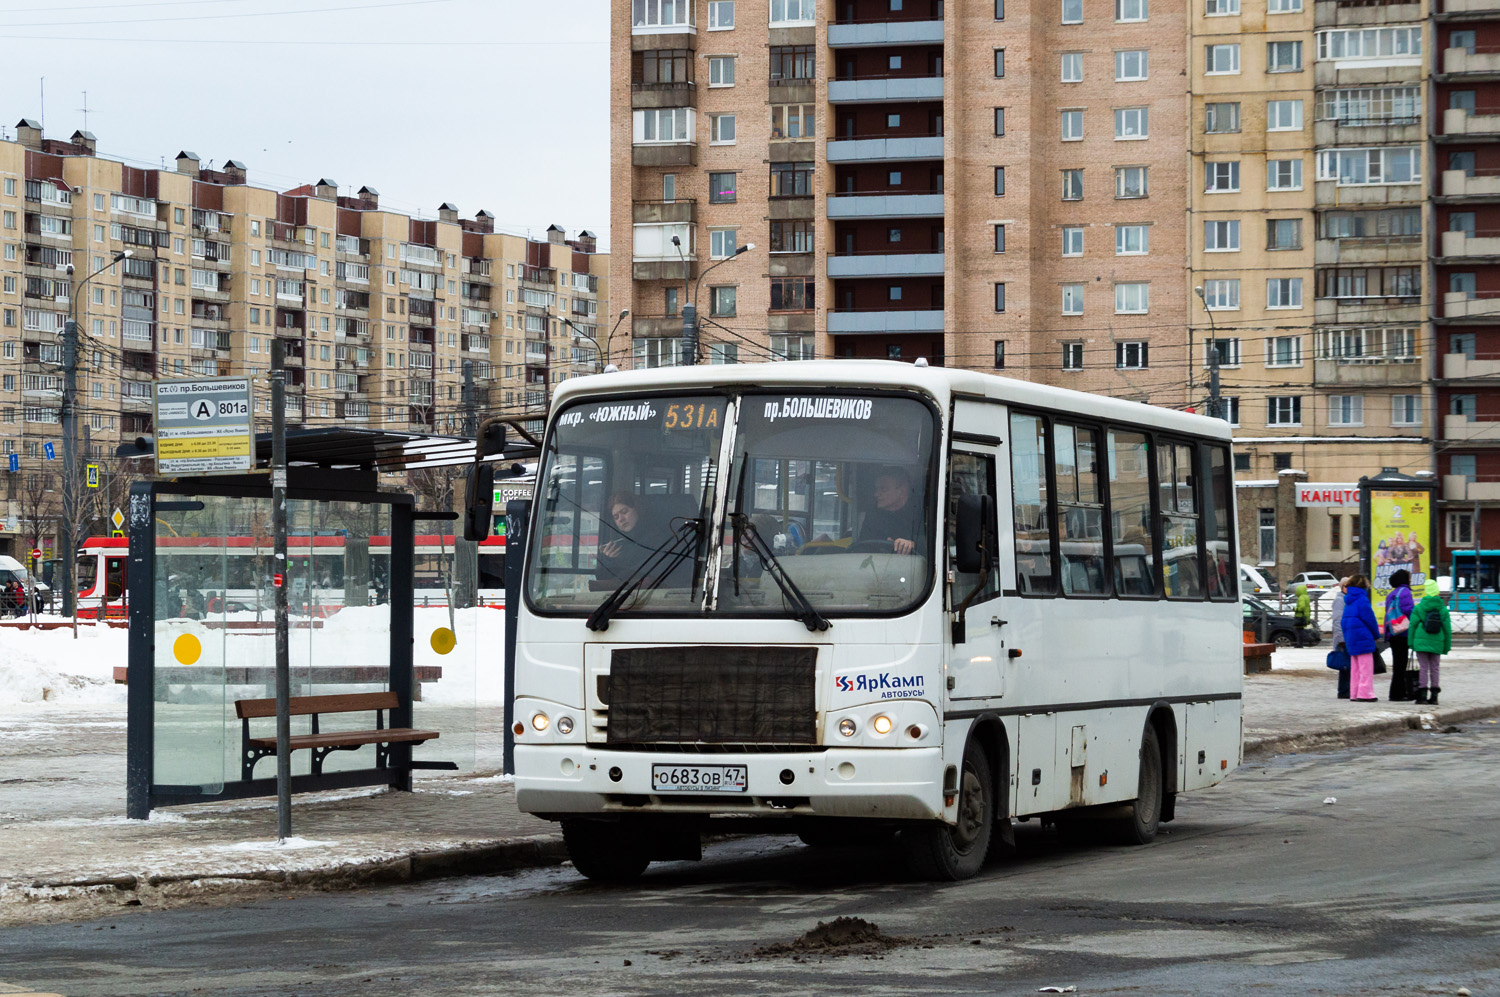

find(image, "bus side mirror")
[464,463,496,542]
[955,494,995,575]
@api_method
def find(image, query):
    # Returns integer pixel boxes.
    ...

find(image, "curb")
[1243,703,1500,758]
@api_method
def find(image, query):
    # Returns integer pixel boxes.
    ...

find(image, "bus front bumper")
[513,745,945,821]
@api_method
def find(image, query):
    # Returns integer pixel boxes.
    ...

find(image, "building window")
[769,278,814,311]
[1267,336,1302,366]
[1205,338,1241,367]
[1259,508,1277,563]
[1267,218,1302,250]
[771,104,815,138]
[1328,394,1364,427]
[996,0,1005,18]
[1202,278,1239,310]
[769,0,814,25]
[1267,40,1303,72]
[709,172,738,203]
[1115,166,1148,198]
[994,224,1006,253]
[1220,396,1241,426]
[633,49,693,84]
[710,114,737,143]
[1448,511,1474,547]
[1115,283,1149,314]
[1062,342,1084,369]
[1267,277,1303,308]
[994,107,1006,135]
[1205,43,1241,74]
[1267,396,1302,426]
[633,107,691,143]
[1316,26,1422,61]
[1272,453,1293,472]
[1061,109,1083,141]
[709,228,738,259]
[1204,219,1241,252]
[772,334,814,361]
[769,45,815,81]
[994,167,1006,196]
[710,285,737,317]
[1062,284,1085,315]
[1116,0,1146,21]
[1267,99,1303,131]
[1114,106,1148,139]
[1205,160,1240,192]
[1234,453,1251,472]
[1063,227,1084,256]
[1115,50,1148,81]
[994,48,1006,76]
[769,220,814,253]
[1267,158,1303,190]
[993,341,1007,368]
[1062,0,1082,22]
[769,162,814,197]
[1115,340,1149,368]
[708,55,735,86]
[1269,0,1301,11]
[1206,0,1239,14]
[708,0,735,28]
[994,283,1007,313]
[1205,102,1241,133]
[1392,394,1421,426]
[632,0,695,28]
[1316,147,1421,186]
[1062,169,1084,200]
[1318,87,1420,126]
[1061,52,1083,82]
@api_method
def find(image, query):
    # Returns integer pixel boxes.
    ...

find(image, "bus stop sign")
[154,377,254,476]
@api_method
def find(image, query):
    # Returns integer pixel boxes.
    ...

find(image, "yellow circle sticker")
[173,633,202,665]
[430,627,456,656]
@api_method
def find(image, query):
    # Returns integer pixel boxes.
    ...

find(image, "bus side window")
[1158,441,1205,600]
[1009,412,1056,595]
[949,452,1000,602]
[1202,444,1235,600]
[1055,423,1106,595]
[1107,429,1157,597]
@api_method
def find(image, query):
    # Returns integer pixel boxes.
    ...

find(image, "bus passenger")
[858,468,922,555]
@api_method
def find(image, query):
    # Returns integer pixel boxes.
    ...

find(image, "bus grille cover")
[606,646,816,745]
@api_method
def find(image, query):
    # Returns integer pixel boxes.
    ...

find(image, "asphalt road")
[4,725,1498,997]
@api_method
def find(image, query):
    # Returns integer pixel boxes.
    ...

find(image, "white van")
[0,555,51,614]
[1240,564,1277,597]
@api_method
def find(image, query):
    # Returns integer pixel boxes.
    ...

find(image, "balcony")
[631,81,696,110]
[1443,289,1500,319]
[1313,356,1422,385]
[1446,414,1500,441]
[1443,106,1500,137]
[827,251,944,279]
[827,192,946,220]
[827,308,945,334]
[829,76,943,104]
[633,199,697,226]
[1314,236,1422,265]
[1446,352,1500,379]
[633,142,697,168]
[1439,0,1500,15]
[633,258,697,282]
[1444,476,1500,501]
[826,134,943,163]
[1440,229,1500,259]
[1441,169,1500,198]
[828,20,945,48]
[1443,46,1500,77]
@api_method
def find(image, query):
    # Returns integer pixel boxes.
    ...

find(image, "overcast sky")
[2,0,612,247]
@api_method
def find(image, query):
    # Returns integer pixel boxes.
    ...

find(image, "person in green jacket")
[1409,578,1451,706]
[1292,583,1313,646]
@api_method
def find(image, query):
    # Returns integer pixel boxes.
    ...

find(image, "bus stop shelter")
[124,427,525,819]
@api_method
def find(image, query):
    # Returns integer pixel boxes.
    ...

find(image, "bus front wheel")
[1118,725,1163,846]
[561,819,650,883]
[903,740,994,881]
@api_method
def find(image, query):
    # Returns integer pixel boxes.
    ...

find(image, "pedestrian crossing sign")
[86,464,100,488]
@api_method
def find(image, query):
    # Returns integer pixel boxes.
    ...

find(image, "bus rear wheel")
[1117,725,1163,846]
[903,740,994,881]
[561,819,650,883]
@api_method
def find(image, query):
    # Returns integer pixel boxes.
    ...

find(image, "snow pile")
[0,622,127,706]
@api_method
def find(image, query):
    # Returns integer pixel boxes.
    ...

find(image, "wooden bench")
[1242,642,1277,675]
[235,691,439,782]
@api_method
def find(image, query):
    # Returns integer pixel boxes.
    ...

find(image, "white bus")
[510,362,1243,881]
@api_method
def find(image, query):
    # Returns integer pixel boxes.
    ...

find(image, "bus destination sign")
[154,377,255,476]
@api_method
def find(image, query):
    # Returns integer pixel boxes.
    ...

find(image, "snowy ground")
[0,606,507,709]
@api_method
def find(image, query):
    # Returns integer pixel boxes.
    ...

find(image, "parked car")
[1291,571,1340,591]
[1242,595,1320,648]
[0,555,51,616]
[1240,564,1278,597]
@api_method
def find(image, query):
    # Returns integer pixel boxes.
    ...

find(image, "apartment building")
[0,121,606,555]
[1433,0,1500,567]
[613,0,1191,401]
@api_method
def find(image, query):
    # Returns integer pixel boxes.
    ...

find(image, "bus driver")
[858,468,922,555]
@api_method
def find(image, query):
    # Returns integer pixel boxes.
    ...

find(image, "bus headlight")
[531,712,550,732]
[556,716,574,735]
[871,715,894,736]
[838,718,857,737]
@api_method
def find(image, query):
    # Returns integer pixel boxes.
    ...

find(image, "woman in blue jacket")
[1342,575,1381,702]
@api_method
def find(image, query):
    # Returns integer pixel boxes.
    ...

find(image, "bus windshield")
[525,390,938,618]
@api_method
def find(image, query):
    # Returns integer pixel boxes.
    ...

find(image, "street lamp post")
[558,314,606,374]
[673,241,755,366]
[603,309,629,370]
[1194,285,1223,422]
[59,248,131,619]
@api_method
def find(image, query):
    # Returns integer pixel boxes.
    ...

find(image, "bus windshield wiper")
[586,519,702,632]
[731,511,831,633]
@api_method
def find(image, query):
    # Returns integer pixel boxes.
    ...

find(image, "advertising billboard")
[1369,488,1432,624]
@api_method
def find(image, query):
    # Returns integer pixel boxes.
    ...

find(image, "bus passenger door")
[946,445,1005,704]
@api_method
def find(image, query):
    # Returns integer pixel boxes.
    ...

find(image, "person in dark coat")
[596,493,659,583]
[1383,568,1416,701]
[856,468,923,554]
[1342,575,1381,702]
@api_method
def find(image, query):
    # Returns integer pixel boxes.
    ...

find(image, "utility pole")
[271,339,292,840]
[1474,499,1485,647]
[59,250,130,619]
[462,360,476,438]
[1194,286,1223,421]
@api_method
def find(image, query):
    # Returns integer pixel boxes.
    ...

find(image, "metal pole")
[60,312,78,619]
[462,360,475,438]
[1474,499,1485,647]
[271,339,291,840]
[681,302,698,368]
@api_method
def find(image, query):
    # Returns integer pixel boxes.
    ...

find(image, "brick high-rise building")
[0,122,607,557]
[612,0,1191,398]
